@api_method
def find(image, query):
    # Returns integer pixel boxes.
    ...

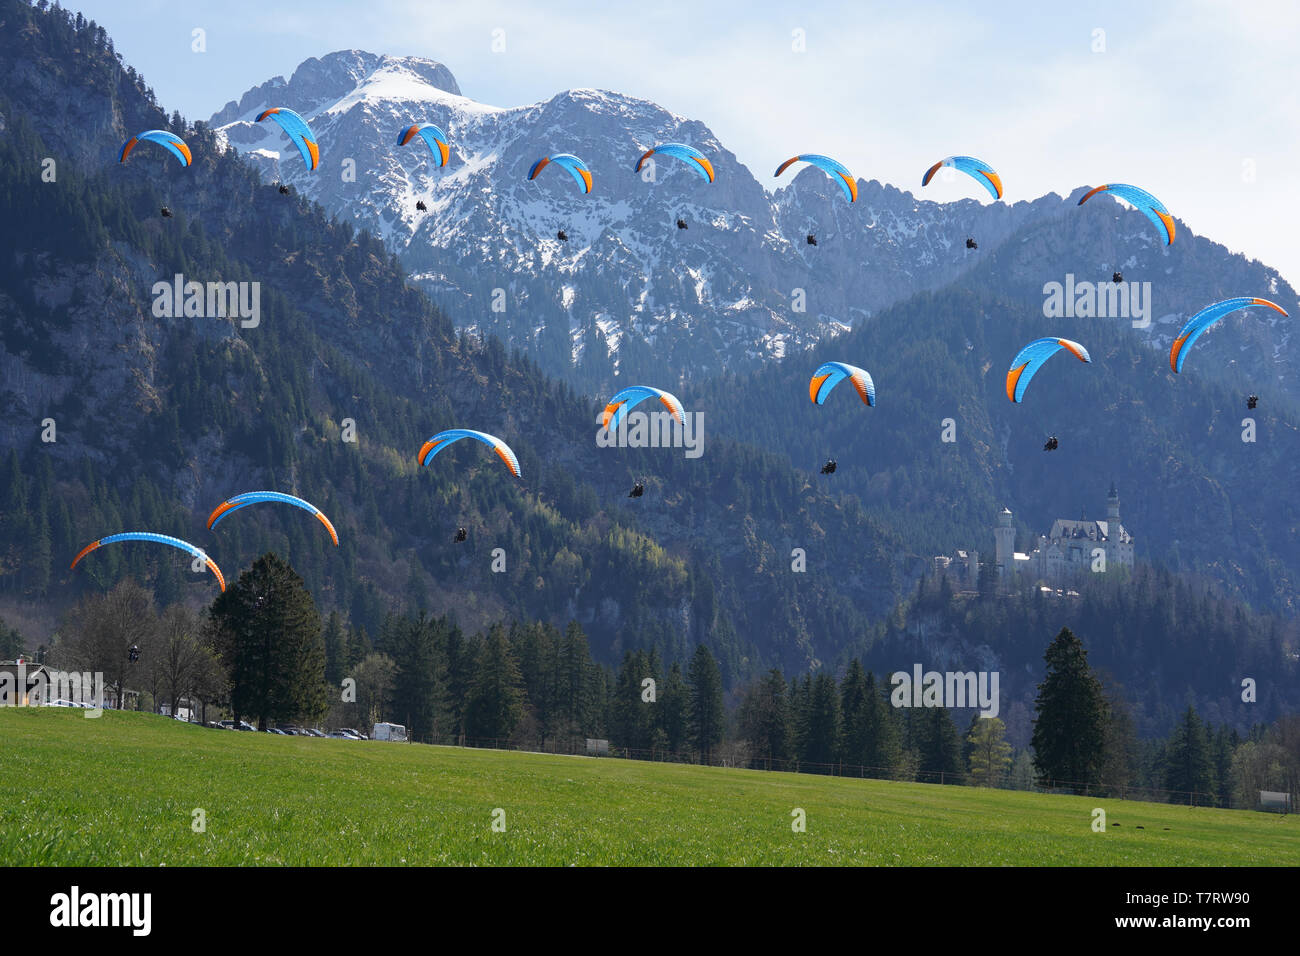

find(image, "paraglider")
[278,184,290,195]
[676,218,688,230]
[556,229,568,242]
[1247,395,1259,410]
[206,491,339,546]
[820,459,837,475]
[1169,297,1289,373]
[119,130,191,167]
[528,153,593,194]
[160,207,172,219]
[1078,184,1174,245]
[921,156,1003,200]
[1005,338,1092,403]
[774,154,858,203]
[70,532,226,592]
[454,527,468,543]
[628,481,645,499]
[256,107,319,172]
[807,234,818,246]
[1043,436,1059,452]
[965,237,978,250]
[397,124,450,167]
[601,385,686,432]
[416,200,427,212]
[634,143,715,183]
[418,429,521,478]
[1112,271,1123,284]
[809,362,875,407]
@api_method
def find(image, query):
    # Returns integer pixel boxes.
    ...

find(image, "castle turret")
[994,507,1015,577]
[1107,481,1120,523]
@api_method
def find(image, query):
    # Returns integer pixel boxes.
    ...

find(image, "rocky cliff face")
[212,51,1299,402]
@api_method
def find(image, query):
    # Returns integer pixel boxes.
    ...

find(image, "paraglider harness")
[965,237,978,250]
[676,219,688,230]
[416,200,428,212]
[454,527,468,543]
[556,229,569,242]
[1112,271,1123,284]
[1043,436,1059,452]
[1247,395,1258,410]
[628,481,645,498]
[820,459,837,475]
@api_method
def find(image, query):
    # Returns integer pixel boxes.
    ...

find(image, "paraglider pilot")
[454,527,468,543]
[820,459,837,475]
[1043,436,1059,452]
[628,481,645,498]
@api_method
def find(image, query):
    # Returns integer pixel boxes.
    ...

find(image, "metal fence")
[413,733,1219,807]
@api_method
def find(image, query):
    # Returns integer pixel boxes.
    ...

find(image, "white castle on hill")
[934,483,1134,592]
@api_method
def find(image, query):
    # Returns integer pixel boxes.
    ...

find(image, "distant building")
[936,483,1134,592]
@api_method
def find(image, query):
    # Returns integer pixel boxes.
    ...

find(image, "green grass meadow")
[2,709,1296,866]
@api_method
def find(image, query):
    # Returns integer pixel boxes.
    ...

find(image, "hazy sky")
[68,0,1300,281]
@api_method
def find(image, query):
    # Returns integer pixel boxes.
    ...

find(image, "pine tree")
[966,716,1013,786]
[687,644,724,761]
[801,672,842,770]
[1031,627,1108,787]
[737,668,791,767]
[656,661,689,753]
[862,672,903,775]
[322,610,347,685]
[208,552,327,730]
[839,660,869,766]
[464,624,525,741]
[1164,706,1215,805]
[917,707,964,783]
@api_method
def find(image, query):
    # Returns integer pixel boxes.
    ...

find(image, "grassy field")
[2,708,1296,866]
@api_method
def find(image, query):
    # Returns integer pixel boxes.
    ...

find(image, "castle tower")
[1106,481,1122,568]
[994,507,1015,577]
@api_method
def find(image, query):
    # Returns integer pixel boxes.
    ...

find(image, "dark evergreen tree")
[208,552,328,730]
[464,624,526,741]
[1164,706,1215,805]
[687,644,724,761]
[737,668,792,767]
[1031,627,1108,787]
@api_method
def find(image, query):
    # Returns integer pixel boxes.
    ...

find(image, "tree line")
[26,551,1299,811]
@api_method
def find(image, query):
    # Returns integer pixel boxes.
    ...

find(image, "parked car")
[306,728,328,738]
[340,727,368,740]
[266,728,289,735]
[43,698,93,708]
